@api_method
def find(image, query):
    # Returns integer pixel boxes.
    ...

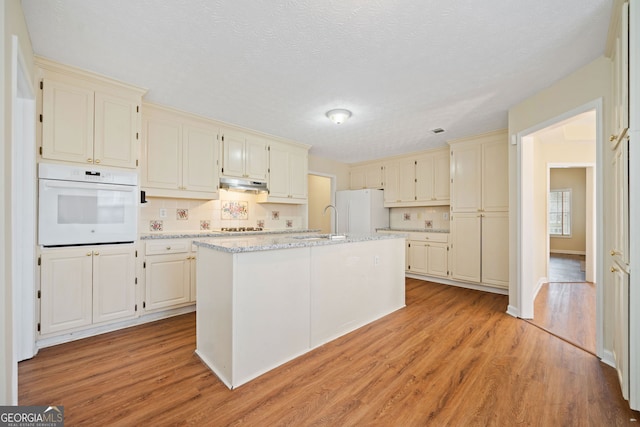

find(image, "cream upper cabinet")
[450,144,482,212]
[350,163,384,189]
[383,161,400,204]
[382,148,450,207]
[257,141,309,204]
[142,103,219,200]
[481,140,509,212]
[38,59,144,169]
[40,245,136,336]
[220,129,268,181]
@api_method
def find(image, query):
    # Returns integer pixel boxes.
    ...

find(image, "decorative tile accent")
[149,220,163,232]
[271,211,280,220]
[425,220,433,229]
[286,220,293,228]
[222,201,248,220]
[200,220,211,230]
[177,208,189,220]
[257,220,265,228]
[403,213,411,221]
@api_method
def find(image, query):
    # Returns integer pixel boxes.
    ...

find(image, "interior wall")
[307,175,331,234]
[2,0,35,405]
[308,154,350,191]
[508,55,611,348]
[550,168,587,254]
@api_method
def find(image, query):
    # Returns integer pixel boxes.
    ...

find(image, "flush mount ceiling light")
[326,109,352,124]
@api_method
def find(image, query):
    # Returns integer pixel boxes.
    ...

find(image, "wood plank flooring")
[19,279,639,426]
[530,281,596,354]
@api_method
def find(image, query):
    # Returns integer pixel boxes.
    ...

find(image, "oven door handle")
[42,180,136,192]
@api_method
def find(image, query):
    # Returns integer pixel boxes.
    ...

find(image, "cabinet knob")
[86,252,92,256]
[94,251,99,256]
[166,246,171,250]
[95,159,100,164]
[610,134,617,142]
[87,158,93,163]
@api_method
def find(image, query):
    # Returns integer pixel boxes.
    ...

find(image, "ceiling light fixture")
[326,109,352,124]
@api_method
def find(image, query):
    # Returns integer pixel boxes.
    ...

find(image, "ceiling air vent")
[431,128,445,134]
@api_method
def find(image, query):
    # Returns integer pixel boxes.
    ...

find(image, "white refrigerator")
[335,189,389,234]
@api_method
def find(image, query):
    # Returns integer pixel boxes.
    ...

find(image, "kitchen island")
[193,233,405,389]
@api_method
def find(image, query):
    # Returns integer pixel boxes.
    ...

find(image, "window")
[549,189,571,236]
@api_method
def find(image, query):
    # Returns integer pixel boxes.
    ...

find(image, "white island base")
[195,237,405,389]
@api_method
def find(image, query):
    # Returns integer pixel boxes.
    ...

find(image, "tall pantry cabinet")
[449,130,509,289]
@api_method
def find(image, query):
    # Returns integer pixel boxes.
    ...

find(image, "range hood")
[219,177,268,193]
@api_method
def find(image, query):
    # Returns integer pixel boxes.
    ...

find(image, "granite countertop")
[193,233,404,253]
[140,229,321,240]
[376,228,450,234]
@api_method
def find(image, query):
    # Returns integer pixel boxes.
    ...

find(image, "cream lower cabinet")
[406,232,449,278]
[450,212,508,289]
[40,245,136,335]
[144,240,195,311]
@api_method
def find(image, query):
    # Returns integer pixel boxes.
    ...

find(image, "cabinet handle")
[94,251,99,256]
[610,134,617,142]
[611,266,619,273]
[95,159,100,164]
[87,158,93,163]
[610,249,620,256]
[166,246,171,250]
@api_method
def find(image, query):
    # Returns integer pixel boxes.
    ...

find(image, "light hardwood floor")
[19,279,639,426]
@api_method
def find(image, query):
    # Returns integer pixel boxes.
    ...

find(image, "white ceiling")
[20,0,612,163]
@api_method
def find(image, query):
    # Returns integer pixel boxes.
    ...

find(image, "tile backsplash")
[141,190,306,233]
[389,206,450,231]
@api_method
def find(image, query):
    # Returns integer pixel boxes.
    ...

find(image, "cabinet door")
[94,92,138,168]
[40,248,93,334]
[221,129,246,178]
[41,79,94,164]
[143,114,182,190]
[267,144,290,198]
[145,253,191,311]
[245,136,268,180]
[190,253,197,303]
[383,161,400,204]
[398,158,416,201]
[415,155,435,201]
[408,241,428,274]
[183,124,219,193]
[451,145,481,212]
[427,244,448,278]
[433,149,451,201]
[289,148,308,199]
[612,138,629,265]
[612,263,630,399]
[481,212,509,288]
[93,246,136,323]
[482,140,509,211]
[364,164,384,189]
[450,213,481,282]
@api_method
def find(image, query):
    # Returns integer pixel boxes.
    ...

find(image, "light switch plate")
[159,208,167,218]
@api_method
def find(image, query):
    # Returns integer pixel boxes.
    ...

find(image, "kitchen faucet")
[323,204,338,236]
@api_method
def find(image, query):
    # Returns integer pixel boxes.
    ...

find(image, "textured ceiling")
[20,0,612,163]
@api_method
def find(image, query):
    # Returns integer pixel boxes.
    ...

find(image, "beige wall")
[307,174,332,233]
[2,0,35,405]
[550,168,587,254]
[508,55,612,348]
[308,154,350,191]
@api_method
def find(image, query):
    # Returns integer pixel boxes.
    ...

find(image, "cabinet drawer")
[408,232,448,243]
[146,240,190,255]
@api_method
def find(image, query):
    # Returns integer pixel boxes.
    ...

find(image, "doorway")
[518,108,598,355]
[307,173,334,234]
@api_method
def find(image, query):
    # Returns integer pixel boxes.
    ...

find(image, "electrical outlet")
[159,208,167,218]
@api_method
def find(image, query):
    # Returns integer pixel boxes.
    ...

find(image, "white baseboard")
[601,349,615,368]
[550,249,586,255]
[36,304,196,350]
[506,305,520,318]
[405,273,509,295]
[533,277,548,300]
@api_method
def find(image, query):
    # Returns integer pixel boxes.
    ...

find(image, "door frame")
[514,98,603,359]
